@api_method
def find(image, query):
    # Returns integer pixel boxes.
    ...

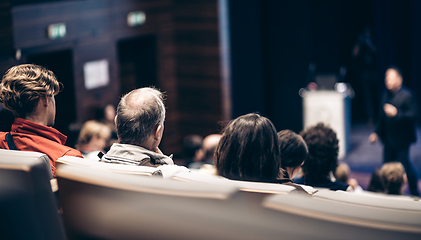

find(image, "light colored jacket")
[100,143,174,167]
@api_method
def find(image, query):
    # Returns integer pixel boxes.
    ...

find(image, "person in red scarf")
[0,64,83,177]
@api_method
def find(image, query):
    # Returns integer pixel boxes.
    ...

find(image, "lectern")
[302,90,350,159]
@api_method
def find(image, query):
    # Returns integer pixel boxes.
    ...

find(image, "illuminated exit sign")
[48,23,66,39]
[127,11,146,27]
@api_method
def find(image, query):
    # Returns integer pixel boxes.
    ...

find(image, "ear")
[154,124,163,140]
[114,115,117,126]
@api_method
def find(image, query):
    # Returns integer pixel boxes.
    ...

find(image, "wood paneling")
[0,0,224,157]
[172,0,223,155]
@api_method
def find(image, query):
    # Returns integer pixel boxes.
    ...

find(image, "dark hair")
[215,113,280,182]
[300,123,339,183]
[0,64,60,118]
[183,134,203,159]
[367,168,384,193]
[116,87,165,146]
[277,130,308,168]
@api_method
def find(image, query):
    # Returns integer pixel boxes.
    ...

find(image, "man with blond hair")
[0,64,83,176]
[100,87,174,167]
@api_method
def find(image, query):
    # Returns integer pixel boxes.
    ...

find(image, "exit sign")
[127,11,146,27]
[48,23,66,39]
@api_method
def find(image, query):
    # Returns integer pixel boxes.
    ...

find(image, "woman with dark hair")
[215,113,280,183]
[295,123,351,191]
[277,130,307,181]
[215,113,308,193]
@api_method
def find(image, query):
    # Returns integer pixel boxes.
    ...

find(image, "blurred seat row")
[1,149,421,240]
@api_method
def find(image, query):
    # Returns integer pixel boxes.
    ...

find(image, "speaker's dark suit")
[375,86,419,196]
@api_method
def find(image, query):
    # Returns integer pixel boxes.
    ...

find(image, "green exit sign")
[127,11,146,27]
[48,23,66,39]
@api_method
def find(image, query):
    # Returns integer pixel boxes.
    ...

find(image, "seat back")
[264,193,421,236]
[313,189,421,211]
[56,164,239,239]
[57,164,421,240]
[0,148,53,179]
[173,171,297,194]
[0,149,66,240]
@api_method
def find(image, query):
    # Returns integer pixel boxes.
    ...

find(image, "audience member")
[100,87,174,167]
[183,134,204,167]
[295,123,351,191]
[215,113,307,193]
[367,168,384,193]
[95,104,118,150]
[379,162,407,195]
[0,64,83,176]
[189,134,221,169]
[277,130,307,185]
[76,120,111,161]
[334,162,363,192]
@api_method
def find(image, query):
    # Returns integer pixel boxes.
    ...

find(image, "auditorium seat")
[264,193,421,238]
[56,164,239,239]
[0,149,66,240]
[313,189,421,211]
[56,155,163,177]
[57,164,421,239]
[173,171,309,194]
[0,148,53,179]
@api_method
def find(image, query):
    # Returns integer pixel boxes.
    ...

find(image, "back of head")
[379,162,406,195]
[215,113,280,182]
[367,168,384,193]
[183,134,203,159]
[277,130,308,169]
[334,162,350,183]
[202,134,222,161]
[77,120,111,147]
[115,87,165,146]
[0,64,60,118]
[300,123,339,183]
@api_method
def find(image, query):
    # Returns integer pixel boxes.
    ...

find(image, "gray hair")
[115,87,166,146]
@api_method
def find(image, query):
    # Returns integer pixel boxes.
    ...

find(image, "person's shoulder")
[0,131,6,138]
[293,176,304,184]
[63,148,83,158]
[399,86,414,97]
[328,181,349,191]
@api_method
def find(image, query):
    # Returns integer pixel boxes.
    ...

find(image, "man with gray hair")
[100,87,174,167]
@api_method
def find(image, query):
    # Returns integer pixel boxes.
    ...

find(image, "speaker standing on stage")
[369,66,419,196]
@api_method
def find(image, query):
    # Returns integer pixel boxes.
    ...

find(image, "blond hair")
[379,162,406,195]
[0,64,60,117]
[77,120,111,146]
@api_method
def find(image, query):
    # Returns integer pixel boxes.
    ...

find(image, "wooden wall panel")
[0,0,224,157]
[0,1,13,56]
[172,0,223,156]
[12,0,111,49]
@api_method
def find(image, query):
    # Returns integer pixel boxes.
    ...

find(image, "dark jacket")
[294,176,349,191]
[375,87,417,148]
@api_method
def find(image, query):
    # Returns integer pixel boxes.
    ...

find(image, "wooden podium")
[302,90,351,159]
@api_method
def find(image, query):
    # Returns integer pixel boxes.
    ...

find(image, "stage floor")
[343,124,421,193]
